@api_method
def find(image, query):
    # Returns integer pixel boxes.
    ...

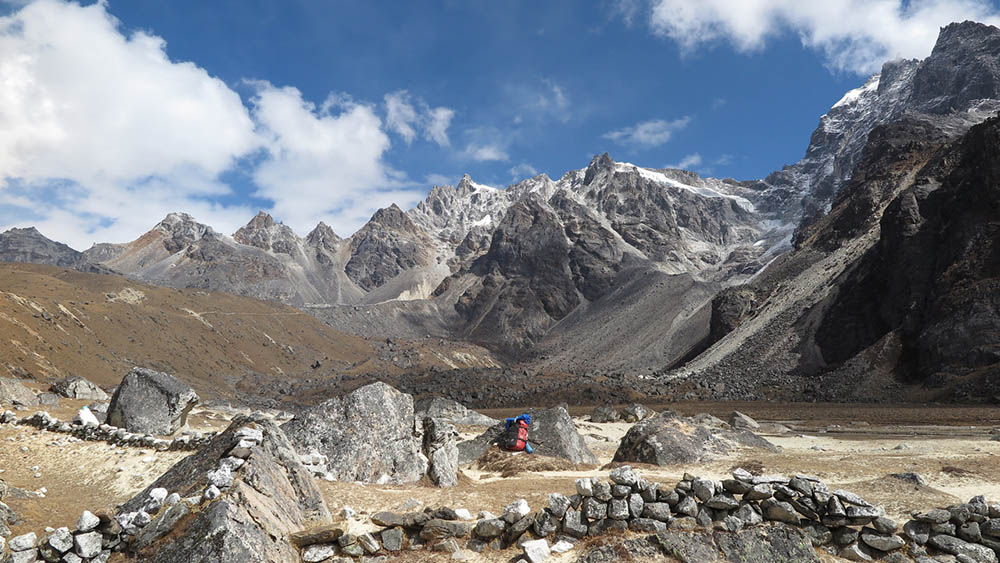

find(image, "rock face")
[0,227,111,274]
[49,376,108,401]
[0,378,38,408]
[122,414,330,562]
[422,417,459,487]
[413,397,498,426]
[106,367,199,435]
[345,204,436,291]
[457,405,597,465]
[281,382,427,484]
[613,412,778,466]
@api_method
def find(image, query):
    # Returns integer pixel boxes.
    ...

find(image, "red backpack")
[501,419,529,452]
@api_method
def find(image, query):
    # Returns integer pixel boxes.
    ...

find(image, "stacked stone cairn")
[0,423,263,563]
[0,409,212,451]
[293,466,1000,562]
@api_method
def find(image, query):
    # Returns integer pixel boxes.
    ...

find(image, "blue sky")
[2,0,999,248]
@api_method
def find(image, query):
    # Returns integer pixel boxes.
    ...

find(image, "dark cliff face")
[910,21,1000,114]
[814,116,1000,389]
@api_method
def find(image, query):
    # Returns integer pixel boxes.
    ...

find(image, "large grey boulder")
[457,404,597,465]
[122,414,330,562]
[413,397,498,426]
[423,417,459,487]
[613,412,779,466]
[50,376,109,401]
[0,378,38,408]
[282,382,427,484]
[107,368,199,435]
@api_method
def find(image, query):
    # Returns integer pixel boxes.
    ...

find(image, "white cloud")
[251,84,427,237]
[666,153,703,170]
[645,0,1000,74]
[0,0,260,248]
[425,106,455,147]
[603,117,691,147]
[383,90,454,147]
[465,143,510,162]
[0,0,447,247]
[509,163,539,181]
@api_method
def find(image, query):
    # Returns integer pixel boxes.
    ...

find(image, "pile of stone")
[299,449,335,481]
[4,510,113,563]
[902,498,1000,563]
[0,409,212,451]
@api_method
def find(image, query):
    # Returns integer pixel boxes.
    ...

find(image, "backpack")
[501,417,530,452]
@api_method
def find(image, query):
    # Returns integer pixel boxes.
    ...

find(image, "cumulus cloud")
[644,0,1000,74]
[384,90,455,147]
[251,84,426,237]
[0,0,260,247]
[603,117,691,147]
[0,0,445,247]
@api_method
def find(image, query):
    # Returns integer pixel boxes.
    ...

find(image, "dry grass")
[475,447,589,477]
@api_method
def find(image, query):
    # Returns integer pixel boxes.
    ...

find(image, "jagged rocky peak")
[154,212,219,253]
[305,221,340,249]
[346,204,435,291]
[583,152,615,184]
[911,21,1000,114]
[0,226,85,268]
[233,211,301,255]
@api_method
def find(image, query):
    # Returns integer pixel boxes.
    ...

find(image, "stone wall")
[295,466,1000,562]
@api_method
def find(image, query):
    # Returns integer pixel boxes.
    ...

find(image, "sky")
[2,0,1000,249]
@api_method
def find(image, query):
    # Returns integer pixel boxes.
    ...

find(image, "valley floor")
[2,402,1000,561]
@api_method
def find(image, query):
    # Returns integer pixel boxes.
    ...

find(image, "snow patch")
[832,75,880,109]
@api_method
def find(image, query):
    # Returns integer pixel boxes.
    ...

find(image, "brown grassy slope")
[0,262,487,402]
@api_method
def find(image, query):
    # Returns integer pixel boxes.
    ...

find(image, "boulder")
[613,412,779,465]
[282,382,427,484]
[49,376,109,401]
[423,417,459,487]
[620,403,650,423]
[0,378,38,408]
[590,405,619,423]
[107,368,199,435]
[729,411,761,430]
[413,397,497,426]
[457,405,597,465]
[121,414,330,562]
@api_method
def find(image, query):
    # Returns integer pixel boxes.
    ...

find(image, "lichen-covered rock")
[423,417,458,487]
[49,376,108,401]
[457,404,597,465]
[107,368,199,435]
[413,397,497,426]
[282,382,426,484]
[613,412,778,465]
[122,414,330,563]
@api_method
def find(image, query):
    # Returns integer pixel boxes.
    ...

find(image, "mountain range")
[4,21,1000,402]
